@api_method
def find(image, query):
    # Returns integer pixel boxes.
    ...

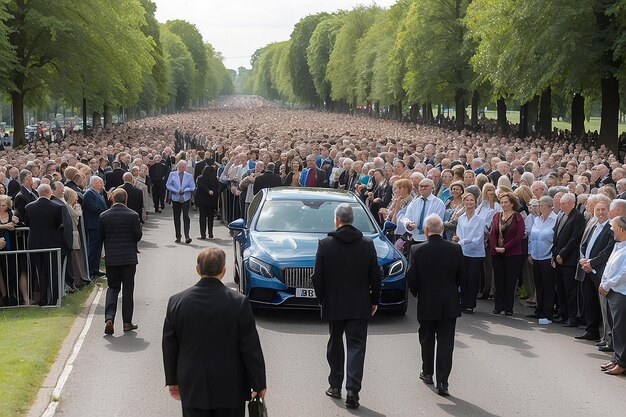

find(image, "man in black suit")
[301,154,329,187]
[120,172,145,223]
[105,161,125,191]
[311,203,381,409]
[552,192,585,326]
[406,214,462,397]
[193,150,213,181]
[253,162,282,195]
[13,169,38,220]
[149,155,169,212]
[162,248,266,417]
[575,199,615,342]
[23,184,64,306]
[7,167,20,198]
[100,189,142,335]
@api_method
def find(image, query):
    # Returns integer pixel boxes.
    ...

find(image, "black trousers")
[198,204,215,238]
[461,256,483,309]
[532,259,556,320]
[105,265,136,324]
[182,405,244,417]
[86,228,102,276]
[418,318,456,388]
[581,275,602,333]
[327,319,368,392]
[492,255,524,313]
[172,200,191,239]
[31,252,60,306]
[555,264,578,320]
[152,181,165,209]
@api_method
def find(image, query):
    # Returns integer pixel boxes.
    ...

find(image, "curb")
[26,284,102,417]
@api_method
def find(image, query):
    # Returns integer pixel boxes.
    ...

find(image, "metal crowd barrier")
[0,227,64,309]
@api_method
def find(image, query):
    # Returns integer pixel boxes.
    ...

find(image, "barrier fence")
[0,228,64,308]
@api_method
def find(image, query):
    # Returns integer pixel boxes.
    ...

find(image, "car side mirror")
[228,218,248,231]
[383,221,397,233]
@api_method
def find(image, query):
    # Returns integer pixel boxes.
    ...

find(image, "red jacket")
[489,211,525,256]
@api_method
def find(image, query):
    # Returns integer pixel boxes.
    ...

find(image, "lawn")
[0,281,103,417]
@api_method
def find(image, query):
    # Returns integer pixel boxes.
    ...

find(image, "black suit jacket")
[162,278,266,409]
[7,179,20,199]
[311,225,382,320]
[552,209,585,266]
[576,221,615,284]
[14,186,38,221]
[99,204,142,266]
[193,159,210,181]
[406,235,463,321]
[105,168,124,190]
[24,198,64,250]
[253,171,282,195]
[194,173,219,207]
[120,183,144,223]
[64,181,84,204]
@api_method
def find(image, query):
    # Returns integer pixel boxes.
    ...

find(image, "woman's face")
[292,161,299,170]
[487,188,495,199]
[538,203,552,217]
[0,201,8,213]
[463,195,476,210]
[500,196,512,211]
[451,185,463,198]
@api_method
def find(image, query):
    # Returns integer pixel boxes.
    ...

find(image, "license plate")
[295,288,316,298]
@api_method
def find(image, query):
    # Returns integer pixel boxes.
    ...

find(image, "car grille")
[282,267,314,288]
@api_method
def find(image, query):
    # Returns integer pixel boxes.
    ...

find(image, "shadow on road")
[331,400,387,417]
[437,395,502,417]
[456,318,537,358]
[103,332,151,353]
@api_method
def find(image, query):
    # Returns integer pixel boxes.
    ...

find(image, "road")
[51,207,625,417]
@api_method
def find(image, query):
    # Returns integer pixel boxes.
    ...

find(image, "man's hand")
[0,238,6,250]
[251,388,267,399]
[599,286,609,297]
[528,256,533,265]
[582,260,593,273]
[556,255,563,265]
[168,385,180,401]
[371,305,378,316]
[178,190,184,195]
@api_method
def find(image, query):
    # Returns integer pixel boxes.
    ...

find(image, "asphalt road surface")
[52,207,625,417]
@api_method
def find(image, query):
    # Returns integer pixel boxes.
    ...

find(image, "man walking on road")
[406,214,463,396]
[166,160,195,244]
[311,203,381,409]
[100,189,142,335]
[162,248,267,417]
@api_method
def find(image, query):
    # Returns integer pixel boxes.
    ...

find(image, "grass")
[0,280,104,417]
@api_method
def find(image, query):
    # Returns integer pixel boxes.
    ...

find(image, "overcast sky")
[153,1,397,71]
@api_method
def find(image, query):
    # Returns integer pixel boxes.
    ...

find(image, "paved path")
[52,207,625,417]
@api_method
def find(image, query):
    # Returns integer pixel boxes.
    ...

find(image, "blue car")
[228,187,407,315]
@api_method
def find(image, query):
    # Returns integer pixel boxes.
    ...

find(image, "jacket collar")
[195,277,224,287]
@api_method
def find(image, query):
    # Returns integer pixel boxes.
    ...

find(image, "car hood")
[250,231,396,264]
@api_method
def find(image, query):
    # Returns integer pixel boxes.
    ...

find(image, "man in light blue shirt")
[400,179,446,243]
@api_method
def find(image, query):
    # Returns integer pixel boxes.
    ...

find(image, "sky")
[153,0,397,71]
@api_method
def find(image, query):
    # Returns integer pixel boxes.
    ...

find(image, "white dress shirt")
[399,193,446,242]
[601,240,626,296]
[529,212,557,260]
[456,212,486,257]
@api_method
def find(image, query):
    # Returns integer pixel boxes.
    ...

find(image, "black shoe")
[595,340,607,347]
[93,270,106,277]
[492,310,502,315]
[81,277,92,284]
[197,236,206,240]
[552,316,564,323]
[505,311,513,316]
[437,384,450,396]
[598,345,614,352]
[419,372,434,385]
[526,313,540,319]
[562,319,578,327]
[104,319,114,335]
[185,237,192,244]
[575,331,601,341]
[345,390,359,409]
[325,386,341,399]
[463,308,474,314]
[208,234,214,239]
[175,237,181,243]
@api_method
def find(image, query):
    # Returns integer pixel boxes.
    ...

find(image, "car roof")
[265,187,360,203]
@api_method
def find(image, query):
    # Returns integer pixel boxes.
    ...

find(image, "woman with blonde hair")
[63,188,90,286]
[477,182,502,299]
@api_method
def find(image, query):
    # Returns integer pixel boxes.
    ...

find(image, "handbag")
[248,397,268,417]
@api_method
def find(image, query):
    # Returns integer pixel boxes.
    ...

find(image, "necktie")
[417,197,427,232]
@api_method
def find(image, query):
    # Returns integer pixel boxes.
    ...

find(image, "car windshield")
[255,200,378,234]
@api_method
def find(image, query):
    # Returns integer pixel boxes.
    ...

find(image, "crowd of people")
[1,95,625,376]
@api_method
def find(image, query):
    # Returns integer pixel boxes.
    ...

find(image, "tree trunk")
[471,90,479,127]
[410,103,419,123]
[539,87,552,137]
[82,97,88,137]
[599,75,620,154]
[528,95,539,135]
[92,111,101,129]
[571,93,585,138]
[11,91,25,147]
[497,97,507,134]
[455,89,466,130]
[519,102,528,139]
[103,103,111,128]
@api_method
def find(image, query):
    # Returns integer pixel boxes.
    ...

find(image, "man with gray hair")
[552,192,585,326]
[406,214,463,396]
[312,203,381,409]
[400,178,446,242]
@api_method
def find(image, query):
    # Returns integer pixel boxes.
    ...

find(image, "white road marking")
[41,287,104,417]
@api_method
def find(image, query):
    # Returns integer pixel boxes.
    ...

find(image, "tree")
[326,6,381,108]
[288,13,328,106]
[0,2,14,93]
[138,0,169,111]
[160,25,195,110]
[306,13,344,110]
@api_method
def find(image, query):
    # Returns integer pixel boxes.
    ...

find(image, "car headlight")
[384,260,404,276]
[248,257,274,278]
